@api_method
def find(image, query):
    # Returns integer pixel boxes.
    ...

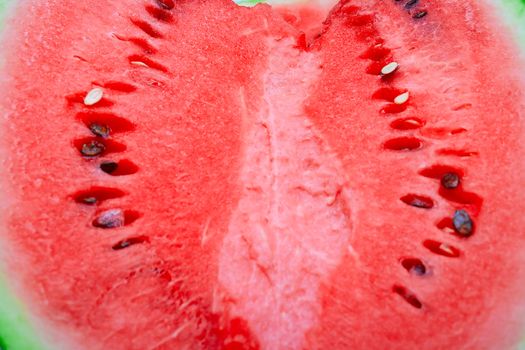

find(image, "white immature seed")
[439,243,454,255]
[84,88,104,106]
[381,62,399,76]
[394,91,410,105]
[130,61,149,68]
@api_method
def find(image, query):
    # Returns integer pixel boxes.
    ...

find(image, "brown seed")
[93,209,125,229]
[453,210,474,237]
[413,10,427,19]
[89,123,111,138]
[441,172,460,189]
[100,161,118,174]
[81,141,105,157]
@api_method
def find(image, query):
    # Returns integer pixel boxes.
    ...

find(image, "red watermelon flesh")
[0,0,525,349]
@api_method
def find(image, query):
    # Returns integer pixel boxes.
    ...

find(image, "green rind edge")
[0,0,524,349]
[496,0,525,50]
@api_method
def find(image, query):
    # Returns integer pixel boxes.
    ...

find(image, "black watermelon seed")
[453,210,474,237]
[441,172,460,189]
[93,209,124,229]
[81,141,105,157]
[413,10,428,19]
[100,161,118,174]
[404,0,419,9]
[89,123,111,138]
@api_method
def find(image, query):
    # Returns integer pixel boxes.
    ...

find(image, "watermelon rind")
[0,0,524,349]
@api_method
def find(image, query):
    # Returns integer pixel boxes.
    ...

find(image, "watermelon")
[0,0,524,349]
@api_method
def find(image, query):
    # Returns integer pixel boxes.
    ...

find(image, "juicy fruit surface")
[1,0,525,349]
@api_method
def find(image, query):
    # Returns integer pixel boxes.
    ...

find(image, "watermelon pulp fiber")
[1,0,525,349]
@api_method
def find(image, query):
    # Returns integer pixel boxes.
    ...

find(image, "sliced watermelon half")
[0,0,525,349]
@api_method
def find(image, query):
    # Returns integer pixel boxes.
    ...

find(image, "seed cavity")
[89,123,111,138]
[381,62,399,76]
[83,197,97,205]
[80,140,105,157]
[400,194,434,209]
[77,112,135,134]
[145,4,174,22]
[394,91,410,105]
[423,240,460,258]
[112,235,149,250]
[366,61,387,75]
[383,137,422,151]
[372,87,406,101]
[436,217,455,233]
[390,117,425,130]
[439,188,483,211]
[441,172,460,189]
[100,159,139,176]
[103,81,137,93]
[128,55,169,72]
[419,165,464,179]
[392,285,422,309]
[72,187,126,205]
[73,137,127,158]
[453,210,474,237]
[413,10,428,19]
[100,161,118,174]
[131,61,150,68]
[436,149,479,157]
[74,138,127,156]
[84,88,104,106]
[130,18,163,38]
[118,36,158,54]
[400,257,427,276]
[380,103,408,114]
